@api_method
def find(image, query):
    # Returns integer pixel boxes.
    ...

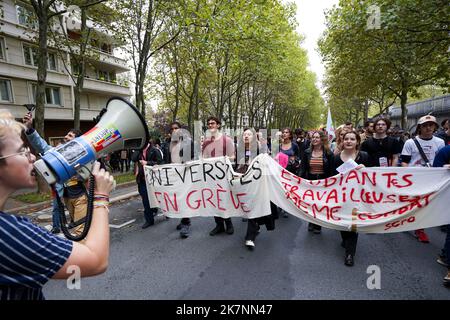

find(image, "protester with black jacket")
[132,141,163,229]
[299,130,335,234]
[334,130,371,266]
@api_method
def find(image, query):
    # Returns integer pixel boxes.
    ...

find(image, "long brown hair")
[310,130,330,153]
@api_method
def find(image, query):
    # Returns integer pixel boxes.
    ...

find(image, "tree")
[319,0,449,129]
[112,0,183,117]
[149,0,324,132]
[49,0,110,129]
[30,0,66,136]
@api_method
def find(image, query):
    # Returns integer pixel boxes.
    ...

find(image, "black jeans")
[138,180,155,224]
[443,225,450,269]
[246,203,278,241]
[340,231,358,256]
[214,217,232,228]
[245,219,259,241]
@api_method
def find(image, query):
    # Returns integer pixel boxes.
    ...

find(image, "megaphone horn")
[33,97,149,184]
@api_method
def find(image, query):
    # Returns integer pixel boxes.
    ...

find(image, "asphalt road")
[43,198,450,300]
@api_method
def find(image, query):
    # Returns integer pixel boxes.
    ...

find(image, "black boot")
[142,220,154,229]
[209,224,225,236]
[313,224,321,234]
[225,221,234,235]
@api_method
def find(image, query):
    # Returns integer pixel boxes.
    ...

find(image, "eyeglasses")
[207,122,217,126]
[0,147,33,161]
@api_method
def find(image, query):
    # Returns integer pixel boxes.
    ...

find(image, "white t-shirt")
[401,136,445,167]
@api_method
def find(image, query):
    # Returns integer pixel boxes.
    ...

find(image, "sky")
[293,0,340,94]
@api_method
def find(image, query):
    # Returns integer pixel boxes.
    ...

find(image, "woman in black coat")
[334,130,371,266]
[236,129,276,250]
[299,130,335,234]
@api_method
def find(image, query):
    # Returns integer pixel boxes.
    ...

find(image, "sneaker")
[414,229,430,243]
[180,224,190,239]
[209,225,225,236]
[344,254,354,266]
[444,272,450,287]
[245,240,255,250]
[437,255,450,267]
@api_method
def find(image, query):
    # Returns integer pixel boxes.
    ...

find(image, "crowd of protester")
[1,109,449,300]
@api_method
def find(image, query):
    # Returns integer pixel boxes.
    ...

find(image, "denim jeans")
[51,198,62,229]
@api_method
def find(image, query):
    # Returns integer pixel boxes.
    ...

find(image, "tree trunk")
[400,83,408,130]
[73,8,89,130]
[35,10,49,138]
[364,99,369,123]
[187,70,201,131]
[173,45,180,121]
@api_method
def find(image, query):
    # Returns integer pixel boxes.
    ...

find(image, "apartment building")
[0,0,131,144]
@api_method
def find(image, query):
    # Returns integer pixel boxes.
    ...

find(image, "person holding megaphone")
[0,110,114,300]
[23,112,86,236]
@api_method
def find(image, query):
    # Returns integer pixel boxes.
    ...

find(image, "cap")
[417,115,438,126]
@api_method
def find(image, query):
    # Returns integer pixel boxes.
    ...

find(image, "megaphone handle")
[54,175,94,241]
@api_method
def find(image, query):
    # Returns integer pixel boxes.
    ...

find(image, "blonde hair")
[0,110,26,157]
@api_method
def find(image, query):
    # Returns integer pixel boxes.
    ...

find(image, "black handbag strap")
[413,138,431,166]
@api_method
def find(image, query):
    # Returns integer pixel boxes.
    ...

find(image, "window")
[100,43,112,54]
[48,53,57,71]
[23,44,37,66]
[0,79,13,102]
[97,70,107,81]
[97,70,116,82]
[23,44,57,70]
[31,85,62,106]
[16,4,38,29]
[0,37,5,61]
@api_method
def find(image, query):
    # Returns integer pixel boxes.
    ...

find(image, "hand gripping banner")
[145,154,450,233]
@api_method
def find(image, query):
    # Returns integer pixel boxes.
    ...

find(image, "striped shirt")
[309,155,324,174]
[0,212,73,300]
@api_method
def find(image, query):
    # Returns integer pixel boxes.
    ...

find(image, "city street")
[44,197,450,300]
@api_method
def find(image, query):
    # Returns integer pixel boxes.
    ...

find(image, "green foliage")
[114,173,136,185]
[13,192,52,204]
[319,0,449,128]
[147,0,324,131]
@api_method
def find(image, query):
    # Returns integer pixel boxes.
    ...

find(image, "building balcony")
[82,77,131,96]
[0,61,72,85]
[89,48,129,73]
[0,18,36,42]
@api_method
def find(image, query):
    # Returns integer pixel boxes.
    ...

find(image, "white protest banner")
[145,156,271,219]
[145,154,450,233]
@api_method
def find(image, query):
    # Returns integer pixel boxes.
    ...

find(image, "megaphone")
[34,97,149,184]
